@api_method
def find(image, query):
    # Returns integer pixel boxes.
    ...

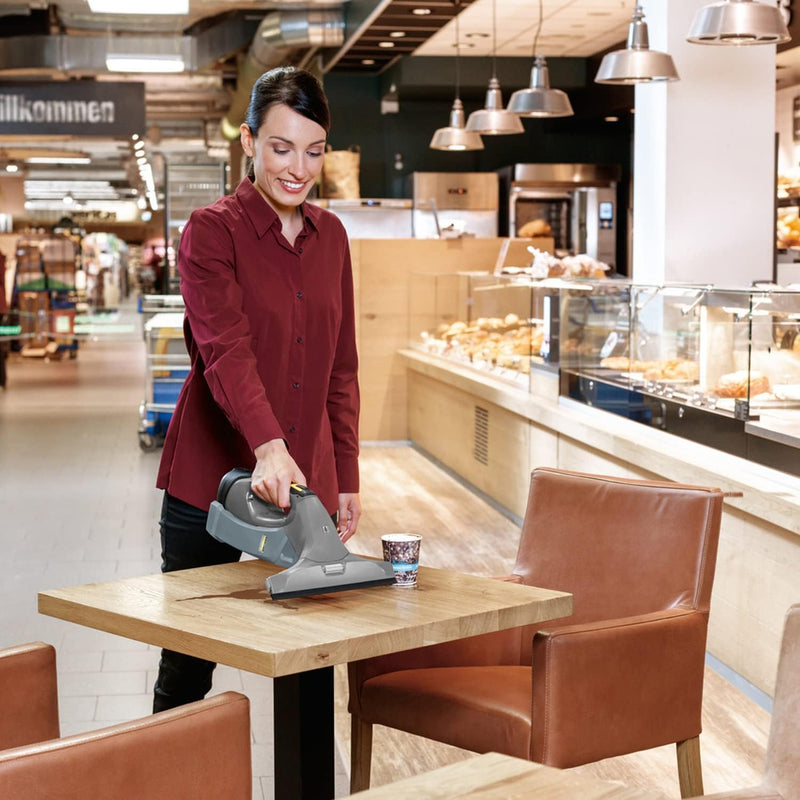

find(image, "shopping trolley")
[139,312,189,452]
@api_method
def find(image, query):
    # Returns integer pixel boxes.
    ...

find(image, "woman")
[153,66,360,712]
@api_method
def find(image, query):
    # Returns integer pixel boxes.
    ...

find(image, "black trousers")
[152,492,241,713]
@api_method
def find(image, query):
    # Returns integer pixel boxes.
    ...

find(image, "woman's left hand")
[337,493,361,543]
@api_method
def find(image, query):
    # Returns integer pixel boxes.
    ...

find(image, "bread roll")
[519,219,553,238]
[714,370,771,398]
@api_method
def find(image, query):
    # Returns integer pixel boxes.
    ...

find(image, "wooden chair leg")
[350,714,373,794]
[676,736,704,798]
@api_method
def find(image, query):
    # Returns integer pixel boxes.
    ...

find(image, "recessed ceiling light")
[412,8,432,15]
[26,156,92,164]
[89,0,188,12]
[605,116,620,122]
[106,54,185,73]
[361,59,375,65]
[389,31,406,38]
[378,41,395,48]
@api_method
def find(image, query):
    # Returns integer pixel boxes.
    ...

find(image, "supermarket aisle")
[0,299,324,800]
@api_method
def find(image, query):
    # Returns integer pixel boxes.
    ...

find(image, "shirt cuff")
[242,416,285,454]
[336,453,360,495]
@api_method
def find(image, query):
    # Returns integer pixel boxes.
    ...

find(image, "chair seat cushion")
[359,665,532,759]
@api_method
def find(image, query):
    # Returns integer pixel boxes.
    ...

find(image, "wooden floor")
[335,445,772,798]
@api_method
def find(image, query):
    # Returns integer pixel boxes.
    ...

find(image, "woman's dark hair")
[245,66,331,137]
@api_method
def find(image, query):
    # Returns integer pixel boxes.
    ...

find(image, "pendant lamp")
[430,6,484,151]
[687,0,790,45]
[465,0,523,135]
[595,4,680,84]
[507,0,573,118]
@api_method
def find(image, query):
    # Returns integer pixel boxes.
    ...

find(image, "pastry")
[714,371,771,398]
[519,219,553,238]
[643,360,699,382]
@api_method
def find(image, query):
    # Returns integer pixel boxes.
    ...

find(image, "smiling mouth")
[279,179,306,191]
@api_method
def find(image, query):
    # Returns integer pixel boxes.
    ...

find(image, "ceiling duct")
[220,9,344,140]
[0,13,258,74]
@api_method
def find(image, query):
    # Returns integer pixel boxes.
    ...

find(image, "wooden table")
[39,560,571,800]
[346,752,667,799]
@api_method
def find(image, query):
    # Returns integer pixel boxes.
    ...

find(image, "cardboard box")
[41,238,76,265]
[15,269,46,291]
[45,261,76,290]
[17,291,50,345]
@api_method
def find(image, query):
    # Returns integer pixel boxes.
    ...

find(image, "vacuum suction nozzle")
[207,470,395,600]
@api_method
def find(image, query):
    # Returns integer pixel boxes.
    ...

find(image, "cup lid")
[381,533,422,542]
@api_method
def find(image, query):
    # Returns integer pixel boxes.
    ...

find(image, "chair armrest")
[0,642,60,749]
[531,607,708,768]
[0,691,251,800]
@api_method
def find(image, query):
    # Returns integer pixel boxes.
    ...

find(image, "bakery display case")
[409,271,562,387]
[560,283,800,476]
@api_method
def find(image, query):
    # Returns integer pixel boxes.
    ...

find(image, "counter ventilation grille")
[474,406,489,465]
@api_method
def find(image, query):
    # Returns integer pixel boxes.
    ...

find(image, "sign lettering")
[0,81,145,136]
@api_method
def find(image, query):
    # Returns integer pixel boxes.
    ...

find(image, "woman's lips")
[279,179,306,193]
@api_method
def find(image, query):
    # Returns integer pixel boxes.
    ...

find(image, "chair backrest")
[0,691,252,800]
[764,603,800,800]
[0,642,60,749]
[512,468,723,652]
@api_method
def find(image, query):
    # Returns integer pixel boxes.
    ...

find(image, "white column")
[633,0,777,285]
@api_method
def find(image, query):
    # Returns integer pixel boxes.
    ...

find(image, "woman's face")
[240,103,326,214]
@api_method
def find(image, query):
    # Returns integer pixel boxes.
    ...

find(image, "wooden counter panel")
[409,371,531,518]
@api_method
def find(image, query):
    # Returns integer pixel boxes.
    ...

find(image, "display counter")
[402,344,800,700]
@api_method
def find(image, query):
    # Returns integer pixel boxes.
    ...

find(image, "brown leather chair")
[688,603,800,800]
[0,641,252,799]
[349,467,724,797]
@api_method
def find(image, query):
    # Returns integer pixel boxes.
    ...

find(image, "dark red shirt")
[156,177,360,514]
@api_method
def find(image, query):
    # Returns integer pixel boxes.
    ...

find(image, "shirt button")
[292,382,300,389]
[296,337,303,344]
[288,426,296,434]
[296,291,303,299]
[298,248,303,254]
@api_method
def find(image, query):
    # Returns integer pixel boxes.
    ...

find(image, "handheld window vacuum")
[207,469,395,600]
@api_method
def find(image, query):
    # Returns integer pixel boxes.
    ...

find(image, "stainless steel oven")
[497,163,621,268]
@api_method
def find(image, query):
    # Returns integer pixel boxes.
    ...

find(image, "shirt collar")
[236,177,321,238]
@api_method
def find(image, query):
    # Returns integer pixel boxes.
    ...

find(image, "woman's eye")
[308,151,323,159]
[273,148,289,156]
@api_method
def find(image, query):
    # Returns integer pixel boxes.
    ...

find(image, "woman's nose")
[288,156,308,179]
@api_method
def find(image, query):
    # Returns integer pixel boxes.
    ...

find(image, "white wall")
[633,0,776,287]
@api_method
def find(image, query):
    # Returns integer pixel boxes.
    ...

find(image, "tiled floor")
[0,299,347,799]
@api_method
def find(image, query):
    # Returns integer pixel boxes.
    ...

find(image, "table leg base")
[273,666,335,800]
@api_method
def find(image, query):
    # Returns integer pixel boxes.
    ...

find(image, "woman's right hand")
[252,439,306,510]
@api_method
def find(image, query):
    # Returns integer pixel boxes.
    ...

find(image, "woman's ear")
[240,124,254,157]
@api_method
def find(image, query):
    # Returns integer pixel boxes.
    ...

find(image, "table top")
[345,752,666,799]
[38,560,572,677]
